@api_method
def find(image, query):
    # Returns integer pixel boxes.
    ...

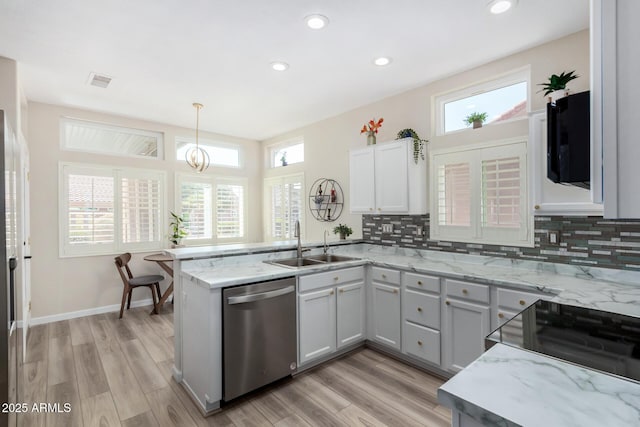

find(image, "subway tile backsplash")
[362,214,640,271]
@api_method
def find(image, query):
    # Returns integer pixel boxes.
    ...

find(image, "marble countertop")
[438,344,640,427]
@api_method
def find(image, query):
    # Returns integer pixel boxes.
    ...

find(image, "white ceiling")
[0,0,589,141]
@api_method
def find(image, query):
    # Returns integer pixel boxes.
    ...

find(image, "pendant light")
[186,102,210,172]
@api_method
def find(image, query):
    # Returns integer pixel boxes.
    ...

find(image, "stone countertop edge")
[437,344,640,427]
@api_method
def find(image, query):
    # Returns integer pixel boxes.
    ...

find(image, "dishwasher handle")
[227,285,295,305]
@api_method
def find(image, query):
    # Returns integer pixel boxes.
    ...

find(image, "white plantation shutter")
[180,181,213,240]
[60,163,165,256]
[67,174,115,245]
[431,139,529,246]
[121,174,162,244]
[264,175,304,241]
[216,183,244,239]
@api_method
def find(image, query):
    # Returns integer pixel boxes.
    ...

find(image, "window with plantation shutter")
[176,174,247,244]
[430,139,530,246]
[60,163,166,256]
[264,175,304,241]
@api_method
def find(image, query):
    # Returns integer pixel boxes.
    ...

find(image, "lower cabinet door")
[299,288,336,365]
[371,282,401,350]
[403,321,441,365]
[337,281,365,348]
[444,298,490,373]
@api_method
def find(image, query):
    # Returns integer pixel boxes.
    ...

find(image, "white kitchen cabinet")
[336,281,366,348]
[349,138,427,214]
[299,287,336,365]
[529,110,602,215]
[443,279,491,373]
[298,267,365,366]
[371,281,401,350]
[402,272,441,365]
[592,0,640,218]
[452,410,485,427]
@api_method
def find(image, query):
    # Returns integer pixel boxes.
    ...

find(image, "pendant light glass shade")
[186,102,210,172]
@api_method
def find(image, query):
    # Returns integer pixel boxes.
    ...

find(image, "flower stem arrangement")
[464,112,488,129]
[538,70,578,98]
[360,117,384,145]
[396,128,428,163]
[169,211,188,246]
[332,223,353,240]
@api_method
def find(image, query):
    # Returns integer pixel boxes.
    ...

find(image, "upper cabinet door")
[374,142,409,213]
[349,148,375,213]
[593,0,640,218]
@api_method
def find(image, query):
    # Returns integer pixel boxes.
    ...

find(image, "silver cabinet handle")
[227,286,294,305]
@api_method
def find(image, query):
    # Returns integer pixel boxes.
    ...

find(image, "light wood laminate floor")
[18,305,452,427]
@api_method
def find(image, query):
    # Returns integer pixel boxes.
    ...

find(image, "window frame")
[175,173,249,245]
[434,67,531,136]
[266,137,305,169]
[59,162,166,257]
[263,173,305,242]
[430,138,532,247]
[175,137,244,169]
[60,117,164,160]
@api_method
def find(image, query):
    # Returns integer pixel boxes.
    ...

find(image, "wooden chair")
[114,253,164,318]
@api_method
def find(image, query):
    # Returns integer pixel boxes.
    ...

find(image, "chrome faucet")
[294,220,308,259]
[323,230,330,254]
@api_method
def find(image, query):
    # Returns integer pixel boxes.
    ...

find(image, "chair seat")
[129,274,164,286]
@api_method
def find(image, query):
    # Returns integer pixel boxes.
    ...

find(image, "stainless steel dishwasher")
[222,277,297,401]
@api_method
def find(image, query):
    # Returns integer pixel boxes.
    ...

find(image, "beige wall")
[28,102,262,319]
[262,30,590,242]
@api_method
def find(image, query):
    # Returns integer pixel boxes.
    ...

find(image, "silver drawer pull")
[519,299,526,306]
[417,340,423,346]
[417,307,422,312]
[462,289,469,295]
[417,280,423,285]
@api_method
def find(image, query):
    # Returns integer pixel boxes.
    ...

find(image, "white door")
[444,299,490,373]
[374,142,409,212]
[19,137,30,361]
[336,280,365,348]
[371,282,401,350]
[348,148,375,213]
[298,288,336,365]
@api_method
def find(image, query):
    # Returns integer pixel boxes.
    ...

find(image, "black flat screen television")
[547,90,590,189]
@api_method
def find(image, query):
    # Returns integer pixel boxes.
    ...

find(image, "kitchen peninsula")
[165,242,640,424]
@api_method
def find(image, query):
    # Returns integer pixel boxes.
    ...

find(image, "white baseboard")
[28,298,156,326]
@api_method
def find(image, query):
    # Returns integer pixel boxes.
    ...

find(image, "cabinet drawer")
[404,289,440,329]
[446,279,489,304]
[497,288,541,311]
[370,267,400,285]
[403,322,440,365]
[404,272,440,293]
[299,267,364,293]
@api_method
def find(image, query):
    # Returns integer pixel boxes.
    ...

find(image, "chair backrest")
[114,253,133,285]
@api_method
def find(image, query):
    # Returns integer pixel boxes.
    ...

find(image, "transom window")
[435,69,529,135]
[176,138,242,168]
[269,138,304,168]
[61,118,163,159]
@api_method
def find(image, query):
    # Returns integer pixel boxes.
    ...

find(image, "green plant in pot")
[169,211,188,247]
[464,112,488,129]
[396,128,428,164]
[332,224,353,240]
[538,70,578,101]
[280,151,287,166]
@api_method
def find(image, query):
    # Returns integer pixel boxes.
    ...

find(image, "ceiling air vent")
[87,72,112,88]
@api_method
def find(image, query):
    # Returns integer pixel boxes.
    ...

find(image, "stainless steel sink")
[306,254,359,263]
[266,254,360,268]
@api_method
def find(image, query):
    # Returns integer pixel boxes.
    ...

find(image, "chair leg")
[155,283,162,305]
[127,290,132,309]
[150,285,159,315]
[119,285,129,319]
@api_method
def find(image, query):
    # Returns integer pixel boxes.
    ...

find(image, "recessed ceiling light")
[305,14,329,30]
[373,57,392,66]
[488,0,517,14]
[271,61,289,71]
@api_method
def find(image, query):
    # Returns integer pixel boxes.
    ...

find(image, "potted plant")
[360,117,384,145]
[169,211,188,247]
[280,151,287,166]
[538,70,578,102]
[464,112,488,129]
[396,128,428,164]
[332,224,353,240]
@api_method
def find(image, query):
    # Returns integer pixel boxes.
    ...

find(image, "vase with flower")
[360,117,384,145]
